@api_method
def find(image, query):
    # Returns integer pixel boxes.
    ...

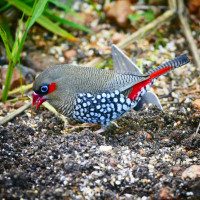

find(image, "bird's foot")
[111,121,121,128]
[94,128,105,134]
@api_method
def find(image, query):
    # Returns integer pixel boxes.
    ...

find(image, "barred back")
[147,54,190,79]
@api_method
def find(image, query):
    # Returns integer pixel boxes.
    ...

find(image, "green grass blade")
[0,16,14,46]
[1,62,14,102]
[0,3,11,12]
[0,27,12,60]
[18,60,24,95]
[12,12,25,60]
[48,0,80,18]
[38,15,77,41]
[45,9,91,32]
[7,0,77,41]
[27,0,48,29]
[88,0,104,20]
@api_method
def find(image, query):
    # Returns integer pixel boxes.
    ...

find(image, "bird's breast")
[71,90,139,126]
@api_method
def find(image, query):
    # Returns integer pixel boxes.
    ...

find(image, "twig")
[86,9,175,67]
[178,0,200,69]
[0,101,31,125]
[196,121,200,134]
[131,5,167,11]
[8,83,33,95]
[168,0,177,10]
[117,9,175,49]
[161,101,180,105]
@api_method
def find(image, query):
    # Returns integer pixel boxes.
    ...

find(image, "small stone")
[109,158,117,167]
[84,153,90,158]
[48,123,54,129]
[158,187,174,200]
[99,145,112,152]
[172,166,184,175]
[115,180,121,185]
[1,102,12,112]
[14,101,25,109]
[192,99,200,110]
[64,49,77,60]
[136,131,152,141]
[105,0,132,28]
[1,67,26,90]
[182,165,200,180]
[184,97,192,104]
[59,56,65,63]
[111,32,126,44]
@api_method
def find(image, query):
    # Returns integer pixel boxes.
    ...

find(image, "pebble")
[58,56,65,63]
[99,145,112,152]
[64,49,77,60]
[182,165,200,180]
[0,1,198,199]
[192,99,200,110]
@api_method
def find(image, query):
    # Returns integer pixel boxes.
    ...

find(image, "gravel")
[0,104,200,199]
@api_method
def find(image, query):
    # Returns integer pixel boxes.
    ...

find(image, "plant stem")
[2,62,14,102]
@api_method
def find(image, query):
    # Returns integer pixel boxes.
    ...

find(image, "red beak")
[32,91,47,109]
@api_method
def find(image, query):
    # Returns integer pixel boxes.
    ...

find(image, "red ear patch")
[48,83,56,94]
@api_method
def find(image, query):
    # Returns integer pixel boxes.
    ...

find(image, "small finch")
[33,45,190,127]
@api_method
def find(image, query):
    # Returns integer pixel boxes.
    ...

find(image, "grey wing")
[112,44,142,75]
[111,44,162,110]
[107,72,148,94]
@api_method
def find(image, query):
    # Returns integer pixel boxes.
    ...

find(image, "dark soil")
[0,104,200,199]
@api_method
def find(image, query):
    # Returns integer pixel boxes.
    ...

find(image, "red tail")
[128,54,190,100]
[149,66,173,79]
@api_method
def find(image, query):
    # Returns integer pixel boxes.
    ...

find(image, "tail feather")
[147,54,190,79]
[128,54,190,101]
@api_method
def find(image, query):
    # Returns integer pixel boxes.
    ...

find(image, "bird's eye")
[40,85,49,93]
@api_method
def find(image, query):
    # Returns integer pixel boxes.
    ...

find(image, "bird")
[33,45,190,128]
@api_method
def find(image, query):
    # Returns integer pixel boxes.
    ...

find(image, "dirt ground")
[1,1,200,199]
[0,103,200,199]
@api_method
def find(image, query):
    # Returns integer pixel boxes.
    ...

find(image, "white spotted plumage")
[72,90,142,126]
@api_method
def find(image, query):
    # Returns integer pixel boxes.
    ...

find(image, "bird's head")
[33,82,56,109]
[32,65,64,109]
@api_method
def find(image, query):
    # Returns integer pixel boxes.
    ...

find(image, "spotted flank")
[72,86,151,126]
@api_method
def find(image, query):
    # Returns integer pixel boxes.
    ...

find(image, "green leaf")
[142,10,155,22]
[128,13,142,22]
[0,15,14,46]
[6,0,77,41]
[45,9,91,33]
[129,10,155,23]
[13,13,27,66]
[0,27,12,60]
[48,0,80,18]
[0,2,11,12]
[88,0,104,20]
[27,0,48,29]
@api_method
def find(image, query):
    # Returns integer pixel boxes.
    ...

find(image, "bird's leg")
[158,82,172,99]
[131,42,141,63]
